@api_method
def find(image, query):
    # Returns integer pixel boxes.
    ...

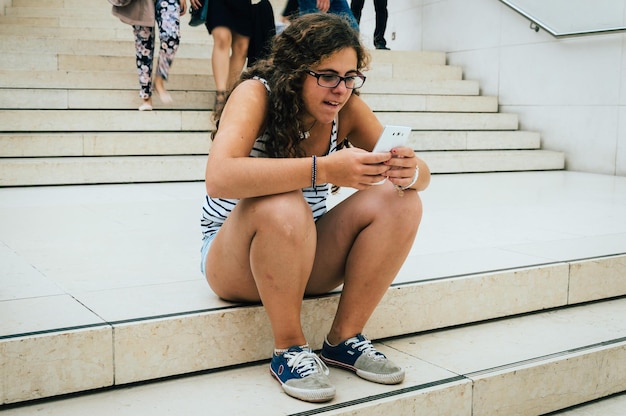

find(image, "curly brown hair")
[212,12,370,158]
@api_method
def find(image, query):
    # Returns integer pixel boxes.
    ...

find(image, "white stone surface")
[1,171,625,405]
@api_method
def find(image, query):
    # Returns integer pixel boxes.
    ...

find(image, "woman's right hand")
[319,147,392,190]
[190,0,202,10]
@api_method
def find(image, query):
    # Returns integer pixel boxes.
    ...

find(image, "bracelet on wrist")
[401,165,419,190]
[311,155,317,194]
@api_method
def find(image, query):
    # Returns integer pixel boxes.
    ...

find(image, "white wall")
[359,0,626,176]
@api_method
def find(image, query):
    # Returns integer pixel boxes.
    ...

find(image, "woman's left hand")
[180,0,188,16]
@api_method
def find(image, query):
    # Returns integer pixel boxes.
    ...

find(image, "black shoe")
[375,44,390,50]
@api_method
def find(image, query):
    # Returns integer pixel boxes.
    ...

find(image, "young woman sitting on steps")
[200,13,430,403]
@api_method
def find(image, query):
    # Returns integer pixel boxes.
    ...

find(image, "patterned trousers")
[133,0,181,99]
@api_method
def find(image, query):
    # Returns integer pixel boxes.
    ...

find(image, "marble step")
[1,54,214,74]
[0,34,445,65]
[0,88,215,111]
[0,110,513,132]
[5,6,122,18]
[0,88,497,112]
[0,70,476,95]
[2,295,625,411]
[0,150,564,186]
[0,35,213,59]
[0,109,213,132]
[550,393,626,416]
[0,21,212,42]
[0,69,216,91]
[0,130,537,158]
[0,15,205,30]
[0,51,462,82]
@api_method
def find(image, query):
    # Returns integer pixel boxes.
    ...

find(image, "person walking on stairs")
[350,0,390,49]
[112,0,188,111]
[190,0,253,114]
[298,0,359,31]
[200,13,430,403]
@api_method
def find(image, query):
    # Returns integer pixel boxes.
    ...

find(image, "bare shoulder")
[213,79,270,152]
[226,79,269,107]
[220,79,269,128]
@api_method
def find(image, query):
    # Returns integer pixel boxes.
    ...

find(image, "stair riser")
[0,131,540,158]
[0,110,213,132]
[1,327,113,405]
[1,52,459,83]
[1,72,477,94]
[0,110,514,132]
[2,254,624,404]
[0,89,215,110]
[470,343,626,416]
[410,131,540,151]
[420,150,565,173]
[323,381,472,416]
[0,156,207,186]
[0,151,565,186]
[0,25,213,42]
[0,70,215,90]
[1,37,211,59]
[0,89,496,112]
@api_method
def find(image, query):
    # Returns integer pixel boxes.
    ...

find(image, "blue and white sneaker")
[270,346,335,402]
[320,334,405,384]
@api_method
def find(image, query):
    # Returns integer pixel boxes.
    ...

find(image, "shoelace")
[285,350,330,377]
[346,337,386,361]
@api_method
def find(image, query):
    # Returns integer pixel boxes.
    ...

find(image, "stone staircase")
[0,0,564,186]
[3,0,626,415]
[1,173,625,414]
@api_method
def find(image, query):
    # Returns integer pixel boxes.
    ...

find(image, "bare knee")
[211,27,232,49]
[241,191,315,240]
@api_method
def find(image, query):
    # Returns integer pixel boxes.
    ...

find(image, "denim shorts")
[200,231,218,278]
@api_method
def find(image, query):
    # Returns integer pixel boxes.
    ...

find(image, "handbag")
[108,0,133,6]
[189,0,209,26]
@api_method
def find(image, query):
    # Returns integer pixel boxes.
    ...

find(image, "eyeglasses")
[305,69,366,89]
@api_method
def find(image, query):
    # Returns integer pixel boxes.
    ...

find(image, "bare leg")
[228,32,250,88]
[307,183,422,345]
[211,26,233,92]
[205,191,317,349]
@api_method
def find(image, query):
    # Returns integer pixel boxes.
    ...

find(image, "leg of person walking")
[133,25,155,110]
[153,0,182,104]
[373,0,389,49]
[229,32,250,89]
[350,0,364,23]
[299,0,359,31]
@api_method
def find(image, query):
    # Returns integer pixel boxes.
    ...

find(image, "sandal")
[214,90,227,113]
[138,100,153,111]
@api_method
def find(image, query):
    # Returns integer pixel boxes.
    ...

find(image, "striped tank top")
[200,78,339,238]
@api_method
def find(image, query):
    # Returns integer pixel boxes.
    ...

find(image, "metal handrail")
[500,0,626,38]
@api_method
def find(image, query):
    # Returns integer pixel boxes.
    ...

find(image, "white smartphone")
[371,125,411,184]
[372,125,411,152]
